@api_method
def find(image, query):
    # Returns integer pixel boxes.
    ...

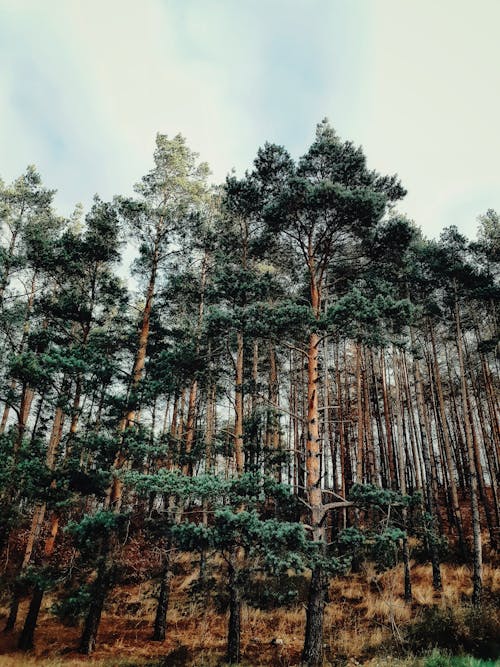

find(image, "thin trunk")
[394,352,412,602]
[324,340,335,492]
[428,319,467,556]
[18,482,62,651]
[234,331,244,474]
[410,334,442,591]
[336,347,347,529]
[182,251,208,476]
[454,293,482,604]
[182,380,197,476]
[362,349,376,483]
[380,351,396,488]
[0,223,19,305]
[5,397,66,631]
[205,384,216,472]
[401,351,424,490]
[109,254,156,506]
[0,270,37,433]
[13,385,35,458]
[267,342,280,477]
[355,342,364,483]
[445,342,469,493]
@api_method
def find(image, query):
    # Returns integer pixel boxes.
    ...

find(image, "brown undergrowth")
[0,561,499,666]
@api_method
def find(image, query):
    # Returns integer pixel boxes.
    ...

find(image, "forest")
[0,120,498,667]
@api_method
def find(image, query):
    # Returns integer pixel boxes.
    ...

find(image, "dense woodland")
[0,121,498,666]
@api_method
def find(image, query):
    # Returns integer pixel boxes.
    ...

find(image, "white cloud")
[0,0,269,212]
[0,0,498,242]
[351,0,500,238]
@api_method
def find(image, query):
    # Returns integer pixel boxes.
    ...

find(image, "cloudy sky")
[0,0,499,239]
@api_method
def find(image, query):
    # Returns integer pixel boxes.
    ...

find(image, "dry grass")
[0,560,498,666]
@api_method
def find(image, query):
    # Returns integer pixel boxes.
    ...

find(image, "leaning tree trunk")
[79,555,115,655]
[17,586,44,651]
[109,227,159,508]
[86,229,160,655]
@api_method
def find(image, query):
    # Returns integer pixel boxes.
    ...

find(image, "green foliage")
[348,483,409,510]
[325,285,414,345]
[337,485,417,572]
[412,510,450,563]
[20,564,59,591]
[66,510,128,556]
[371,528,406,570]
[50,585,92,626]
[244,572,308,610]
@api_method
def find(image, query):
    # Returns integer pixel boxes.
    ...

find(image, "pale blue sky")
[0,0,499,239]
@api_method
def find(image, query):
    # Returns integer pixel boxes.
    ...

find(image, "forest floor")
[0,561,499,666]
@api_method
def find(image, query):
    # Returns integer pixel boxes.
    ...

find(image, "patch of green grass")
[368,653,500,667]
[424,651,500,667]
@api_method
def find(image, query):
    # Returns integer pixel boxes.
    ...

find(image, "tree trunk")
[454,294,482,604]
[268,342,281,478]
[205,383,216,472]
[182,379,198,476]
[234,331,245,474]
[393,350,412,602]
[401,352,423,490]
[79,558,115,655]
[3,582,21,632]
[182,251,208,476]
[109,228,160,509]
[17,586,44,651]
[153,540,172,641]
[355,342,364,483]
[336,348,348,529]
[380,351,396,488]
[0,269,37,433]
[13,384,35,459]
[409,339,442,591]
[302,263,327,664]
[226,559,241,665]
[362,349,376,483]
[428,319,467,557]
[0,223,19,305]
[302,565,327,666]
[4,394,66,631]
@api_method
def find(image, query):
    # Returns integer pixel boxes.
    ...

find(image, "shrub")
[50,585,92,626]
[407,603,500,660]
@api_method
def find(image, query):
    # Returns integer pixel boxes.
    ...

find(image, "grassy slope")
[0,561,498,666]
